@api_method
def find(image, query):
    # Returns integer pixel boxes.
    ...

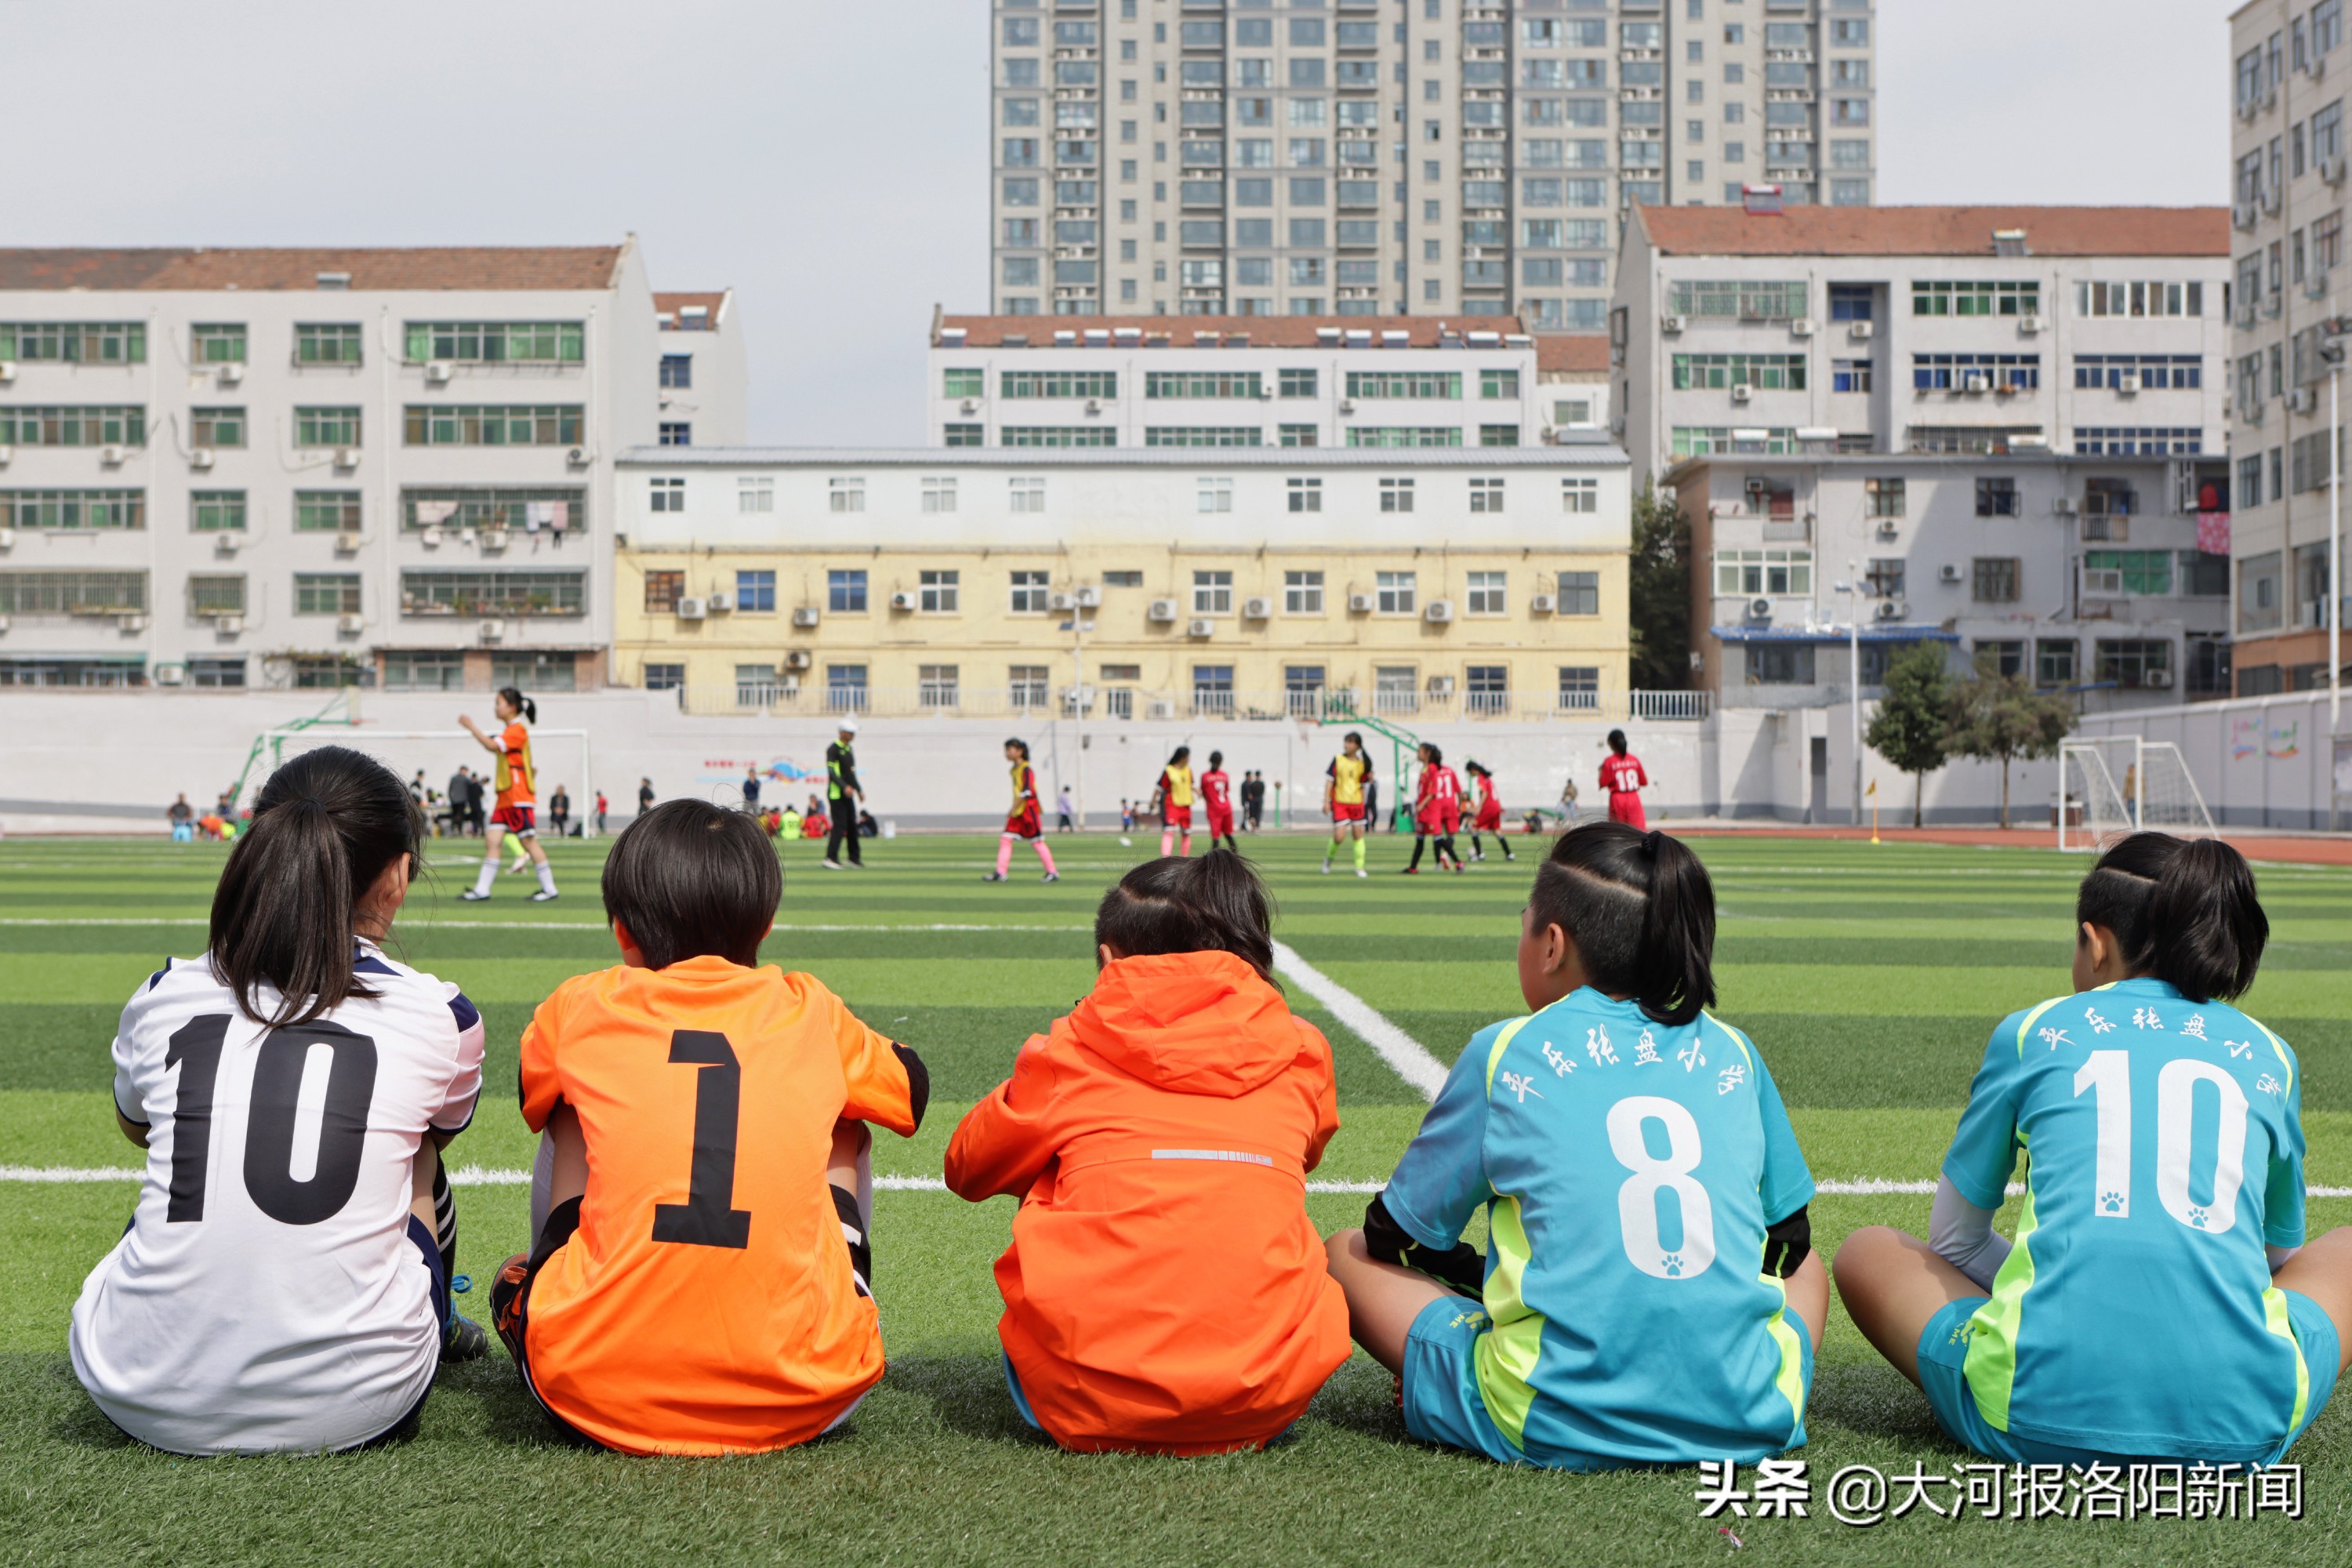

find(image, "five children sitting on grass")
[68,746,2352,1468]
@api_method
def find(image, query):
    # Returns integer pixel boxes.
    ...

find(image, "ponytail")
[209,746,423,1028]
[1093,848,1278,987]
[498,685,536,724]
[1526,821,1716,1025]
[2078,832,2267,1003]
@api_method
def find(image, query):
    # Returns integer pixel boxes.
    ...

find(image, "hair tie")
[1643,829,1664,857]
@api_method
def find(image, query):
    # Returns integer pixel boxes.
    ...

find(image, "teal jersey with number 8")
[1381,988,1815,1466]
[1944,977,2310,1463]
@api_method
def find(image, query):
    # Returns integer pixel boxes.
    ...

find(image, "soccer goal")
[2056,737,2216,852]
[253,727,600,837]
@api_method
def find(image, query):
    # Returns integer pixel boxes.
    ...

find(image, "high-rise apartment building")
[989,0,1876,332]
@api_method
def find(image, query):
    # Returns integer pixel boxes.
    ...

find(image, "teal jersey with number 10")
[1381,988,1815,1467]
[1944,976,2310,1464]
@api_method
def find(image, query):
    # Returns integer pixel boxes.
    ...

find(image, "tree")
[1864,641,1952,828]
[1945,673,2076,829]
[1627,481,1691,691]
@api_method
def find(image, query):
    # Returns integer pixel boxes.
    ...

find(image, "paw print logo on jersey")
[2083,1007,2116,1035]
[1498,1070,1544,1104]
[1677,1039,1707,1073]
[2133,1006,2164,1031]
[1584,1026,1618,1067]
[1660,1253,1685,1277]
[2038,1025,2073,1052]
[2179,1014,2209,1041]
[1633,1029,1662,1066]
[2256,1073,2285,1098]
[1716,1062,1748,1096]
[2100,1190,2126,1214]
[1540,1042,1574,1079]
[2188,1205,2212,1229]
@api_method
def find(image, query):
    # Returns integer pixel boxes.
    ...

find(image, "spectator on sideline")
[742,767,763,815]
[593,790,609,835]
[408,771,428,806]
[548,785,571,839]
[1242,771,1265,833]
[167,794,194,844]
[637,778,655,820]
[1057,786,1076,833]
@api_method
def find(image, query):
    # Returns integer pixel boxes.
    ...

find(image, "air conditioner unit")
[2145,667,2175,689]
[1424,599,1454,623]
[2290,386,2318,413]
[0,527,13,550]
[704,593,732,614]
[1084,398,1102,416]
[118,612,147,633]
[1061,684,1096,712]
[1528,592,1557,614]
[1242,596,1272,619]
[1962,372,1990,394]
[1074,585,1102,608]
[425,361,453,384]
[1662,314,1688,334]
[2019,314,2046,335]
[0,446,12,466]
[890,590,916,611]
[189,448,214,470]
[959,398,978,414]
[332,446,358,468]
[2234,203,2259,231]
[1847,320,1875,341]
[154,663,185,686]
[1187,617,1215,638]
[792,606,822,627]
[216,613,242,635]
[1347,592,1374,613]
[1730,383,1754,403]
[1747,596,1773,619]
[1257,386,1275,401]
[100,444,127,466]
[1874,599,1907,621]
[1939,562,1965,584]
[477,619,504,642]
[1048,591,1077,611]
[2264,186,2284,213]
[1146,700,1176,720]
[217,362,244,386]
[1147,597,1180,622]
[214,532,240,555]
[676,596,707,620]
[2118,372,2143,396]
[0,361,14,383]
[1790,317,1817,338]
[336,612,365,635]
[784,649,814,672]
[420,526,443,547]
[2308,270,2333,299]
[2326,156,2348,186]
[0,612,9,631]
[2054,496,2079,516]
[335,530,361,553]
[481,527,510,550]
[566,446,589,466]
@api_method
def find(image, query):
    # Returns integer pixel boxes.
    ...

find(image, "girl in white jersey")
[70,746,488,1455]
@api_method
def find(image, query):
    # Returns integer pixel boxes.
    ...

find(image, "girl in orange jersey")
[946,851,1348,1454]
[458,688,558,903]
[984,739,1060,884]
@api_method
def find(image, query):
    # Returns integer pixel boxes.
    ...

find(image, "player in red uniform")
[1200,750,1239,852]
[1462,760,1515,862]
[985,739,1060,884]
[459,688,558,902]
[1150,746,1196,859]
[1401,742,1465,874]
[1600,728,1650,829]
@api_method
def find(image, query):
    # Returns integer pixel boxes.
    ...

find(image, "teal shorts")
[1918,1293,2341,1465]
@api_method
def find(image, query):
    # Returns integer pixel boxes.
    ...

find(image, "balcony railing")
[674,684,1711,723]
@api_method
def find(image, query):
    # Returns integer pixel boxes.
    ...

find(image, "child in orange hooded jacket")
[944,851,1349,1454]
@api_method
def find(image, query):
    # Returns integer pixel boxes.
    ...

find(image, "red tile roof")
[1635,205,2230,259]
[655,291,730,328]
[0,246,626,292]
[937,313,1533,347]
[1536,333,1610,375]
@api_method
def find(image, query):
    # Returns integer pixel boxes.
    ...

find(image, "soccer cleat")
[1320,858,1333,874]
[1041,872,1059,882]
[459,889,491,902]
[1355,868,1368,879]
[982,872,1006,883]
[1399,867,1418,875]
[528,889,560,902]
[821,858,843,870]
[441,1312,489,1363]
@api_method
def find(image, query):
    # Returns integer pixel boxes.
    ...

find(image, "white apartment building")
[2228,0,2351,697]
[653,290,749,448]
[0,243,727,693]
[989,0,1877,333]
[927,311,1598,447]
[1613,201,2232,483]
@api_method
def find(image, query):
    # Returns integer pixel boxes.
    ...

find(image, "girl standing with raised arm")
[458,688,557,903]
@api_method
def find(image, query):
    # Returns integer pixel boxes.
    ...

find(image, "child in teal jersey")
[1837,833,2352,1466]
[1325,822,1826,1469]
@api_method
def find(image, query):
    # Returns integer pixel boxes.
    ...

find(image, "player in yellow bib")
[1322,732,1372,879]
[1152,746,1196,858]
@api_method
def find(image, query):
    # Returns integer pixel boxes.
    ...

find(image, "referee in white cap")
[822,717,864,869]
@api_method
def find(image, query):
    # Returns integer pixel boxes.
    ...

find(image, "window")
[294,491,361,532]
[1866,559,1907,598]
[0,571,147,616]
[735,663,780,710]
[1345,370,1461,400]
[1459,666,1508,716]
[2031,638,2078,688]
[1865,477,1905,518]
[1380,477,1415,513]
[1192,664,1236,717]
[649,477,684,513]
[1004,665,1050,710]
[1465,572,1508,615]
[187,574,246,617]
[1148,427,1262,448]
[1673,354,1809,391]
[738,477,775,514]
[191,491,246,532]
[659,422,691,447]
[1970,640,2026,680]
[0,489,143,531]
[643,570,684,612]
[2082,550,2173,597]
[1348,427,1461,448]
[919,665,960,710]
[294,324,363,365]
[1002,426,1116,447]
[2187,635,2233,697]
[1277,423,1317,447]
[1002,369,1117,399]
[1668,280,1809,320]
[1376,571,1417,615]
[826,664,869,713]
[917,476,956,514]
[401,406,583,446]
[2180,550,2231,598]
[641,662,684,694]
[1549,570,1599,616]
[1831,359,1873,394]
[1280,569,1325,615]
[2240,549,2285,631]
[1469,477,1505,514]
[295,573,361,615]
[1283,477,1323,514]
[1555,666,1600,712]
[1745,644,1817,686]
[942,367,984,400]
[1911,281,2039,318]
[944,423,983,447]
[1009,570,1051,613]
[1278,368,1318,399]
[191,324,245,364]
[1479,369,1520,401]
[1911,353,2039,392]
[818,566,867,614]
[1712,550,1814,596]
[1010,476,1046,512]
[2072,280,2206,318]
[2072,354,2204,391]
[2075,427,2205,458]
[1190,569,1233,615]
[402,321,584,365]
[399,570,585,618]
[735,570,775,613]
[1373,665,1418,715]
[2096,639,2172,690]
[1479,425,1520,448]
[828,477,866,514]
[1972,557,2021,603]
[288,655,363,689]
[1974,477,2019,517]
[1196,477,1234,513]
[0,321,146,363]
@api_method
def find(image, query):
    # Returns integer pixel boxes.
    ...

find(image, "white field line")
[1271,938,1450,1101]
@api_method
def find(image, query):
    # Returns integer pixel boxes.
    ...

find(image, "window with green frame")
[398,569,586,617]
[187,574,246,615]
[1145,370,1264,398]
[403,322,584,364]
[0,407,146,446]
[1668,281,1808,320]
[1279,368,1319,397]
[1144,426,1264,446]
[1479,368,1520,399]
[289,654,364,688]
[1479,424,1521,446]
[942,368,985,398]
[295,491,363,532]
[2084,550,2175,596]
[1278,423,1319,446]
[0,490,143,530]
[296,407,362,446]
[0,322,146,363]
[190,407,245,448]
[191,491,247,532]
[294,324,365,364]
[0,570,147,614]
[1345,426,1464,448]
[943,423,984,446]
[191,325,246,364]
[1001,369,1118,398]
[1671,354,1809,390]
[401,405,583,446]
[1912,280,2040,318]
[294,573,362,615]
[1345,370,1461,399]
[1000,426,1115,446]
[1671,426,1799,457]
[398,487,584,530]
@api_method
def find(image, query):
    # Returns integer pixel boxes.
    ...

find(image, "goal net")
[253,728,600,838]
[2058,737,2216,852]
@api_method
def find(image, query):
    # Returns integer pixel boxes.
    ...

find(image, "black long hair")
[498,686,537,724]
[209,746,423,1028]
[2077,833,2267,1003]
[1526,821,1715,1025]
[1094,849,1277,987]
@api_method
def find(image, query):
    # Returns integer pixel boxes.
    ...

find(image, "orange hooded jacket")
[944,950,1350,1454]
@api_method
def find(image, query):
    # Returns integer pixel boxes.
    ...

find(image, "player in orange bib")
[1600,728,1650,830]
[459,687,558,903]
[985,739,1059,884]
[489,800,929,1454]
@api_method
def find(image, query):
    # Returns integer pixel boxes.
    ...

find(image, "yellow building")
[613,448,1632,721]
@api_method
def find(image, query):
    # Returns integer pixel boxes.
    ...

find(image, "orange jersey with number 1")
[517,959,924,1454]
[495,721,536,809]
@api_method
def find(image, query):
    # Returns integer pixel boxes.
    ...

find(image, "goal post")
[252,728,600,838]
[2057,736,2216,852]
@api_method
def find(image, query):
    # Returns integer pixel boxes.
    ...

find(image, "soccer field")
[3,829,2349,1564]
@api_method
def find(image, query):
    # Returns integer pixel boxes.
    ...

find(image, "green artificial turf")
[2,830,2349,1565]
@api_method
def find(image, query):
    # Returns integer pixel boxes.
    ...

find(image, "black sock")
[1407,835,1426,869]
[831,1184,872,1298]
[431,1152,456,1279]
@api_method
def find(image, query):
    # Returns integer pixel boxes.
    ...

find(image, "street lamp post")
[1062,593,1096,829]
[1834,565,1868,827]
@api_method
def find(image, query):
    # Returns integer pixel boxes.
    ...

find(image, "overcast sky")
[7,0,2235,445]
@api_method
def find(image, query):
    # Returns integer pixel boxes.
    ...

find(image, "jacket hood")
[1069,951,1301,1098]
